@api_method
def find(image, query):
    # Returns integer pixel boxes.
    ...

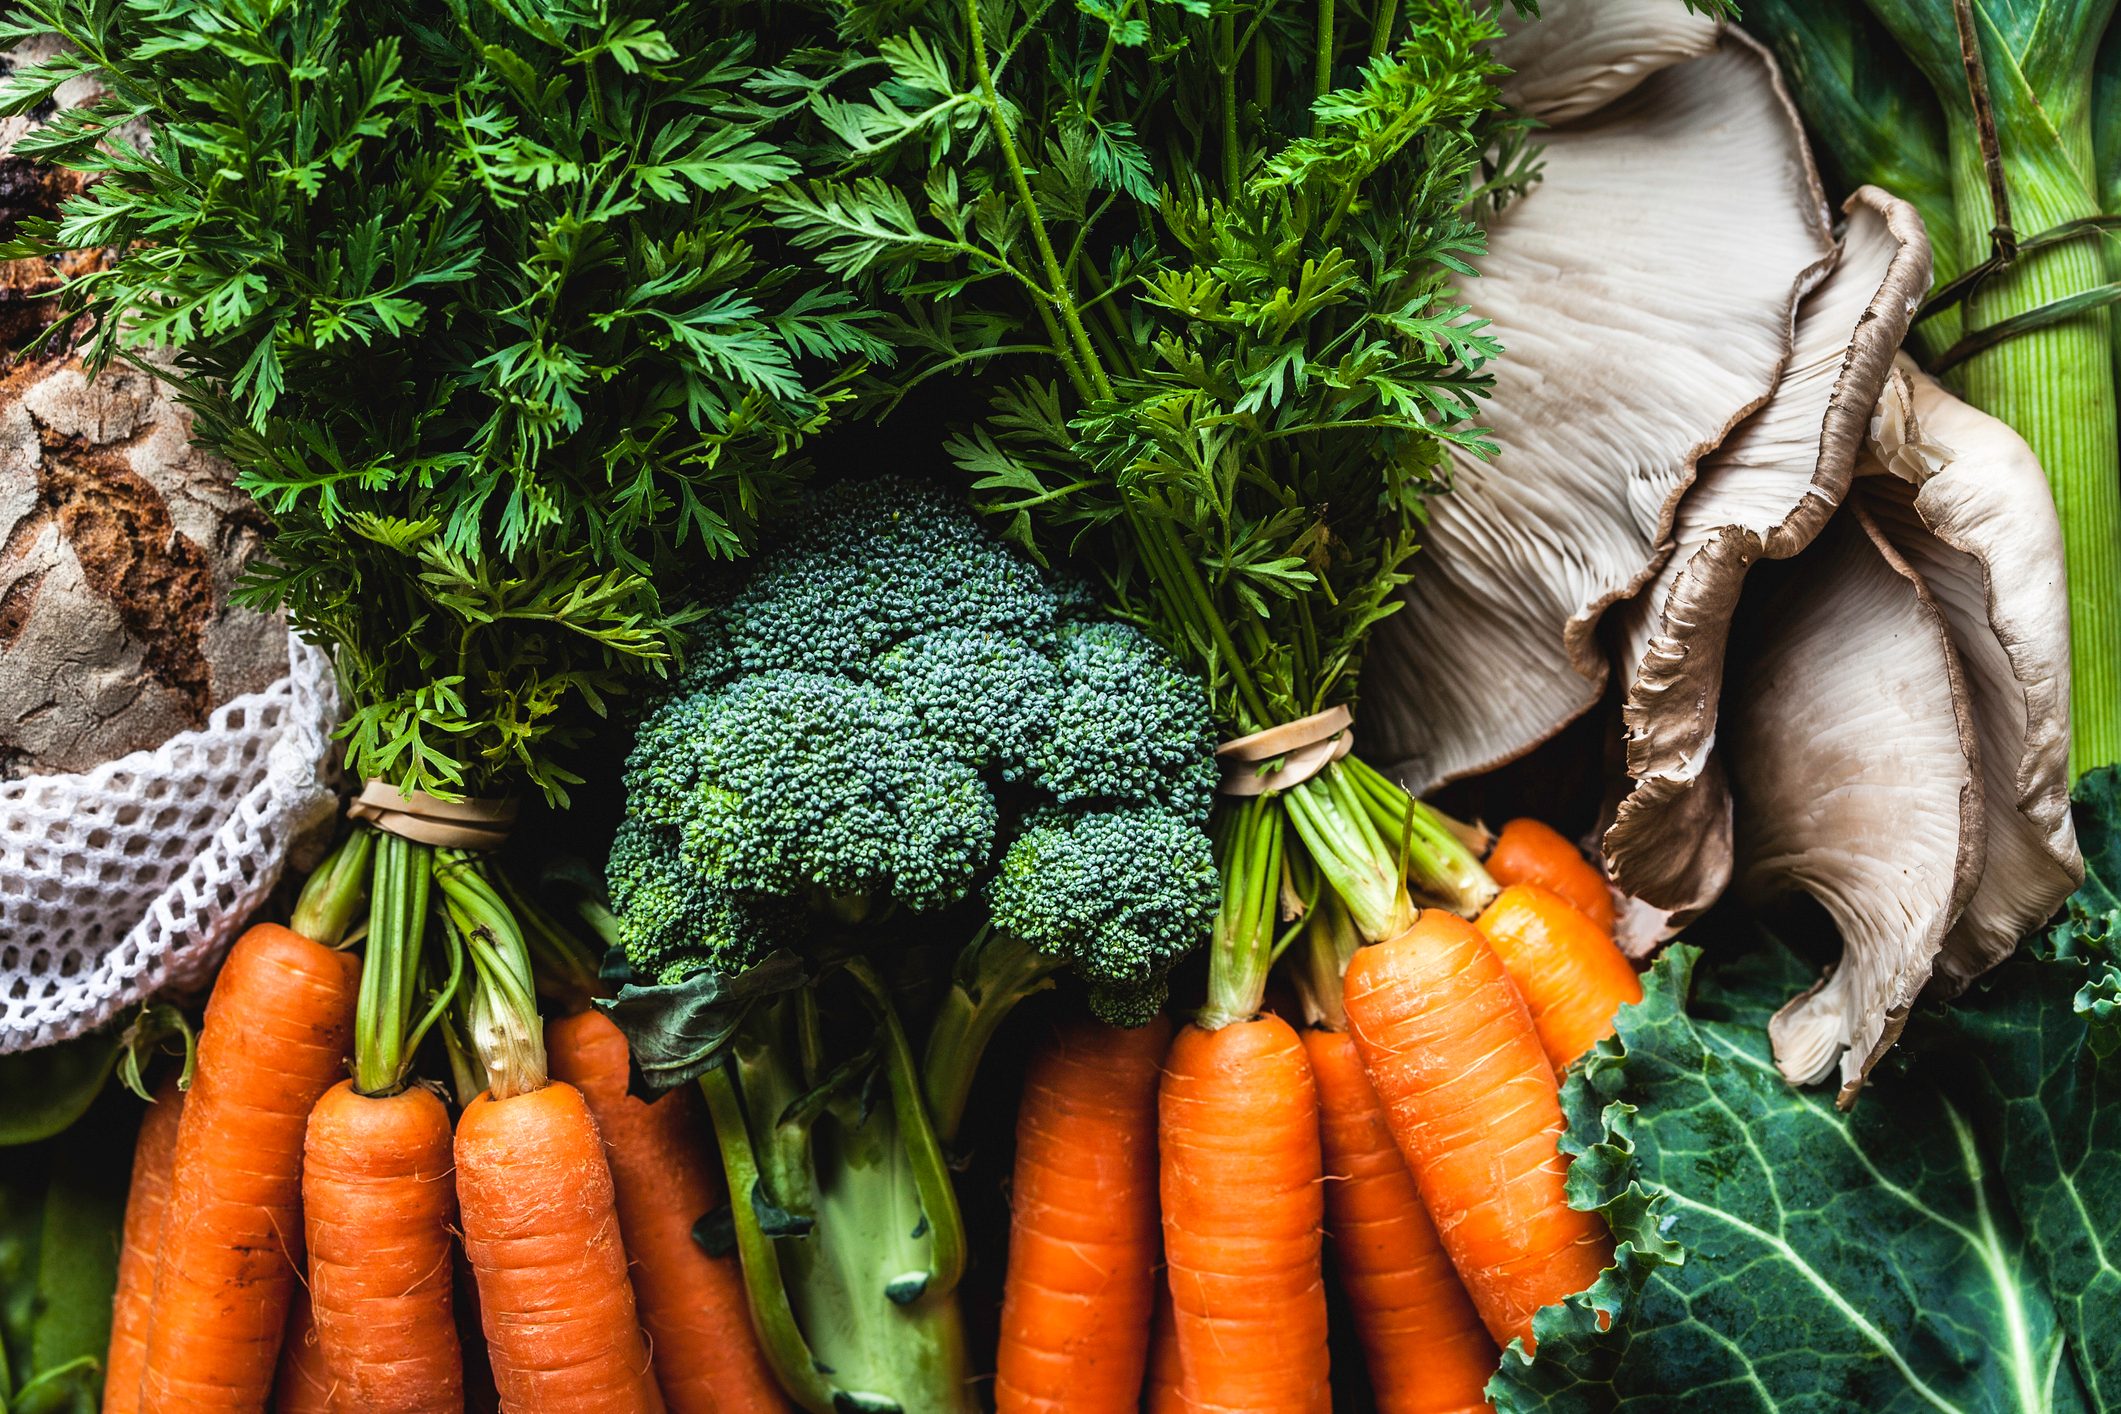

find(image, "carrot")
[302,1080,463,1412]
[104,1077,184,1414]
[1143,1273,1188,1414]
[1483,820,1613,935]
[993,1014,1169,1414]
[1306,1029,1498,1413]
[272,1286,335,1414]
[546,1010,785,1414]
[140,922,361,1413]
[1343,911,1611,1350]
[1475,886,1642,1072]
[1158,1014,1330,1413]
[455,1080,666,1413]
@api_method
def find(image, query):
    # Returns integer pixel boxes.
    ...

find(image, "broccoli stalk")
[704,970,972,1413]
[604,478,1221,1414]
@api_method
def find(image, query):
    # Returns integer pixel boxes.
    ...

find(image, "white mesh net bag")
[0,630,341,1052]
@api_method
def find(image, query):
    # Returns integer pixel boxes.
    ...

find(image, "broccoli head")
[609,474,1221,1032]
[1029,619,1219,819]
[988,806,1220,1026]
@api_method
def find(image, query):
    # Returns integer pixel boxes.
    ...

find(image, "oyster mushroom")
[1603,188,1931,920]
[1364,28,1834,792]
[1494,0,1720,124]
[1725,504,1980,1103]
[1856,360,2082,995]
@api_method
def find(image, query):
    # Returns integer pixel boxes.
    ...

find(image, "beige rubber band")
[1215,705,1355,797]
[346,780,520,850]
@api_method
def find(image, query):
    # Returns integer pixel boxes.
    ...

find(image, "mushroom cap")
[1494,0,1721,124]
[1857,360,2082,995]
[1363,30,1834,792]
[1603,187,1931,917]
[1727,504,1981,1104]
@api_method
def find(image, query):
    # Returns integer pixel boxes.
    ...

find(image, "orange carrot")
[993,1014,1169,1414]
[140,922,361,1413]
[272,1286,335,1414]
[1143,1273,1188,1414]
[1343,911,1611,1350]
[546,1010,785,1414]
[104,1076,184,1414]
[1159,1015,1330,1412]
[1475,886,1642,1072]
[1306,1029,1498,1413]
[455,1080,666,1413]
[302,1080,462,1412]
[1484,821,1613,935]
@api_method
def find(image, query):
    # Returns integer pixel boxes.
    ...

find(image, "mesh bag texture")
[0,631,341,1052]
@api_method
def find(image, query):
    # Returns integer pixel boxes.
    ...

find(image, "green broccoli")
[602,476,1218,1414]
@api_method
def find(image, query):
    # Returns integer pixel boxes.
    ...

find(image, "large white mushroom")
[1359,0,2080,1093]
[1853,364,2081,995]
[1363,20,1834,792]
[1602,188,1932,923]
[1724,503,1981,1101]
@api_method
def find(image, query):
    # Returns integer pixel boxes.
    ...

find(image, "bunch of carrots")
[98,812,1628,1414]
[994,817,1640,1414]
[100,832,786,1413]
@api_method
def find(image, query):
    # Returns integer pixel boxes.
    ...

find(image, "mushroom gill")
[1603,188,1931,921]
[1493,0,1721,124]
[1363,30,1833,793]
[1857,360,2082,995]
[1725,504,1981,1104]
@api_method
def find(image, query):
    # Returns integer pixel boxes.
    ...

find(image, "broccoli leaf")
[1496,770,2121,1411]
[600,949,809,1097]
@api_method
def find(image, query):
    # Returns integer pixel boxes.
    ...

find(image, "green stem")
[353,832,431,1096]
[1291,880,1361,1031]
[699,1063,841,1414]
[1283,760,1413,942]
[1369,0,1399,63]
[436,850,545,1099]
[844,960,967,1299]
[1948,124,2121,773]
[962,0,1112,402]
[1313,0,1336,124]
[291,828,375,947]
[1341,754,1497,915]
[920,929,1060,1144]
[1201,795,1286,1029]
[1219,5,1241,195]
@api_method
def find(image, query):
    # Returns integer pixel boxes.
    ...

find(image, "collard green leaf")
[601,949,808,1095]
[1499,772,2121,1412]
[1495,943,2090,1412]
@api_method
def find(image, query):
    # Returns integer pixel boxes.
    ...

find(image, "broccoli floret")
[870,628,1058,773]
[1030,619,1219,819]
[624,669,996,919]
[713,478,1059,677]
[989,807,1220,1026]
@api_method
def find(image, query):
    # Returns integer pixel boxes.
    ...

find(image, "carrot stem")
[1202,795,1286,1030]
[292,827,375,948]
[353,831,432,1096]
[435,849,546,1100]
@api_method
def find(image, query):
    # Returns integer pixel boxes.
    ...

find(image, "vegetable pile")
[0,0,2111,1411]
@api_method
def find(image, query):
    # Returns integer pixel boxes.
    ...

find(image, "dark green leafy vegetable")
[0,1034,118,1149]
[1494,769,2121,1412]
[0,0,873,801]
